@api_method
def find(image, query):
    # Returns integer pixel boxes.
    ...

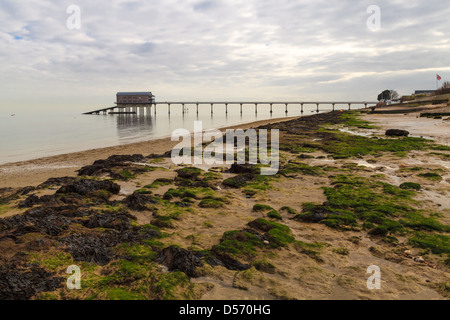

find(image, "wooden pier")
[83,101,378,115]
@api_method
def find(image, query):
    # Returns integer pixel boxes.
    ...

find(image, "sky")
[1,0,450,112]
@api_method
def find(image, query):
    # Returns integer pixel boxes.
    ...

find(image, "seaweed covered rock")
[61,225,159,266]
[103,154,145,163]
[156,246,203,277]
[61,232,120,265]
[222,173,256,188]
[385,129,409,137]
[81,211,137,231]
[295,206,342,223]
[0,264,63,300]
[37,177,77,189]
[56,179,120,196]
[228,163,259,174]
[123,193,160,211]
[18,194,42,208]
[0,206,72,238]
[174,167,213,188]
[206,252,250,271]
[176,167,204,180]
[77,154,145,177]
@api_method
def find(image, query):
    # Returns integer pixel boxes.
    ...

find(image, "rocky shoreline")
[0,110,449,300]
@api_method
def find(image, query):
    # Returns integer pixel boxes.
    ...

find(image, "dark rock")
[38,194,67,206]
[247,219,274,232]
[296,206,341,223]
[146,151,172,159]
[82,214,125,231]
[123,193,159,211]
[303,211,326,222]
[38,177,77,189]
[175,167,204,180]
[222,173,256,188]
[385,129,409,137]
[18,194,42,208]
[0,206,72,238]
[0,264,63,300]
[18,186,36,196]
[81,211,137,231]
[61,232,120,265]
[174,201,192,208]
[77,154,145,177]
[207,252,250,271]
[150,218,173,229]
[156,246,203,277]
[228,163,258,174]
[56,179,120,196]
[101,154,145,164]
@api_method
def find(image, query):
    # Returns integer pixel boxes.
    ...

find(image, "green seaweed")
[408,233,450,254]
[399,182,422,191]
[252,204,274,212]
[267,209,282,220]
[417,172,443,181]
[198,198,225,209]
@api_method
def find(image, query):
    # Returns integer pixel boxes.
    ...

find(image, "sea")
[0,103,363,165]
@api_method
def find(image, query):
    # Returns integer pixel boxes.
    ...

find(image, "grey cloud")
[1,0,449,107]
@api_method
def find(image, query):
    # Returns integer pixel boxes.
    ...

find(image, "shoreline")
[0,115,300,189]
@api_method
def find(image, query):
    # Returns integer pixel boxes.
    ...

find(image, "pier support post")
[225,103,228,114]
[255,104,257,114]
[285,104,288,114]
[301,104,304,113]
[240,104,243,115]
[316,104,319,113]
[196,103,199,115]
[182,104,185,114]
[348,104,351,110]
[270,104,273,114]
[168,104,171,115]
[332,104,335,111]
[211,104,213,115]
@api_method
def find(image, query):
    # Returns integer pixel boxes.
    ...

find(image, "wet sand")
[363,106,450,146]
[0,116,300,189]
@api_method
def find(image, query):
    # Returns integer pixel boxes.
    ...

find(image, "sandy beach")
[0,109,448,301]
[0,116,300,189]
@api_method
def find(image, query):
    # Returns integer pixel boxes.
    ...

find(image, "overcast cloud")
[1,0,449,111]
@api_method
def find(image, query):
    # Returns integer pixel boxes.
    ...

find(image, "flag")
[437,74,442,81]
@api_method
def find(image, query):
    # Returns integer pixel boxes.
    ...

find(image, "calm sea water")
[0,104,363,165]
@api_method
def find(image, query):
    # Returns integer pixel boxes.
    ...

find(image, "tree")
[436,81,450,95]
[377,89,399,101]
[377,90,390,101]
[389,90,399,100]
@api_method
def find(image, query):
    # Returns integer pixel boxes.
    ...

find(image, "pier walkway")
[83,101,378,115]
